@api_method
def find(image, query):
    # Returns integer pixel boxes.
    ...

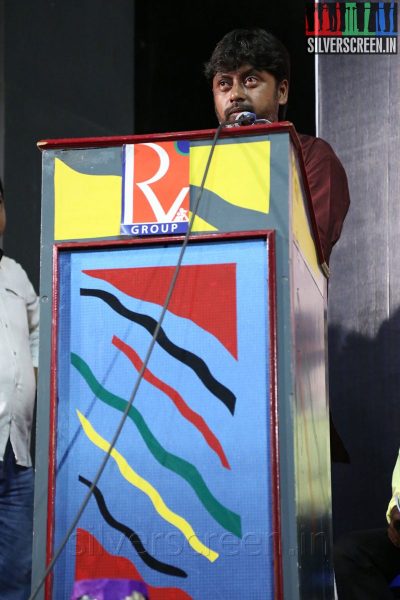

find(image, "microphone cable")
[28,121,225,600]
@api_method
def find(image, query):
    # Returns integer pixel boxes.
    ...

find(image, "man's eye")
[245,76,258,85]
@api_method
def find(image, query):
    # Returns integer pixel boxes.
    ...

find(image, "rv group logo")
[121,140,190,236]
[306,1,398,53]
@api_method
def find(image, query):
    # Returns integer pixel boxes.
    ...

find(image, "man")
[334,450,400,598]
[204,27,351,462]
[204,27,350,266]
[0,178,39,599]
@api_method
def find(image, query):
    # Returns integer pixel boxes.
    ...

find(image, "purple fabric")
[70,578,148,599]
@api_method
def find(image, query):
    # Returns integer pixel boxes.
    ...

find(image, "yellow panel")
[54,159,122,240]
[190,141,270,213]
[291,153,322,281]
[189,212,218,232]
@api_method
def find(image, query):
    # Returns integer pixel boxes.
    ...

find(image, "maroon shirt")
[299,133,350,265]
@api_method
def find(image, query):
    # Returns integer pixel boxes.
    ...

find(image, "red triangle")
[74,528,192,600]
[83,264,238,359]
[75,528,139,581]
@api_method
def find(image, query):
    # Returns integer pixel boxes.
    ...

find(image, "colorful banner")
[52,237,275,599]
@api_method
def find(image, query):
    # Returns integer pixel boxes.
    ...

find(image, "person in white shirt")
[0,178,39,600]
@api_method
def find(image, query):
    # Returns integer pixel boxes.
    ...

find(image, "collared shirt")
[0,255,39,467]
[387,450,400,522]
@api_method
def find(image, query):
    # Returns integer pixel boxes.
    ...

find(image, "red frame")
[44,230,282,599]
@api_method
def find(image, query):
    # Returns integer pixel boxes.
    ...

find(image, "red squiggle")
[75,528,192,600]
[112,334,231,470]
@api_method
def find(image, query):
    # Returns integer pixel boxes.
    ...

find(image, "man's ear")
[278,79,289,105]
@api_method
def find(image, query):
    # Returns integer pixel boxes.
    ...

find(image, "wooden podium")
[32,123,333,600]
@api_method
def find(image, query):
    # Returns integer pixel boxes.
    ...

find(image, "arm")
[25,276,40,371]
[386,451,400,546]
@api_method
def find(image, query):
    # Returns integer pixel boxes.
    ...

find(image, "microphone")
[235,111,257,125]
[225,111,272,127]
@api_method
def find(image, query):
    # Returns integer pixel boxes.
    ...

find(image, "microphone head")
[234,111,257,126]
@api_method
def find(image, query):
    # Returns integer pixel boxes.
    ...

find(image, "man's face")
[0,193,6,237]
[212,64,288,125]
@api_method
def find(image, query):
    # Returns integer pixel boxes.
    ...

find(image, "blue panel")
[52,237,274,599]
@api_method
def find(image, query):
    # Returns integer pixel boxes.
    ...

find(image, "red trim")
[268,232,284,599]
[45,229,280,595]
[37,121,297,150]
[45,245,59,600]
[53,229,274,252]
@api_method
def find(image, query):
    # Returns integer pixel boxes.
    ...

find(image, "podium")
[33,123,333,600]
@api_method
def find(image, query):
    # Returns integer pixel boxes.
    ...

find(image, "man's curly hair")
[204,28,290,119]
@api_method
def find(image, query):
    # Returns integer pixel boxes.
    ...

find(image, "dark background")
[134,1,315,136]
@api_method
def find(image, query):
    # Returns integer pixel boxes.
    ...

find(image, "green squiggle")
[71,352,242,538]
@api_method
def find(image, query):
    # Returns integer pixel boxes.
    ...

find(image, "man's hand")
[388,506,400,547]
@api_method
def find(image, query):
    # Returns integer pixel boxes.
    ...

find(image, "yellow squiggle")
[76,410,219,563]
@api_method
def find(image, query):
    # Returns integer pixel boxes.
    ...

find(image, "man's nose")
[230,80,245,102]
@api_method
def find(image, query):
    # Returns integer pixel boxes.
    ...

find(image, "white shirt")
[0,254,39,466]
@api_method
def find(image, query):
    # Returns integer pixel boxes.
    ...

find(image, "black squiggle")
[80,287,236,414]
[78,475,187,578]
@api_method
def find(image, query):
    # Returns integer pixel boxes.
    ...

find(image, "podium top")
[37,121,301,151]
[37,121,328,276]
